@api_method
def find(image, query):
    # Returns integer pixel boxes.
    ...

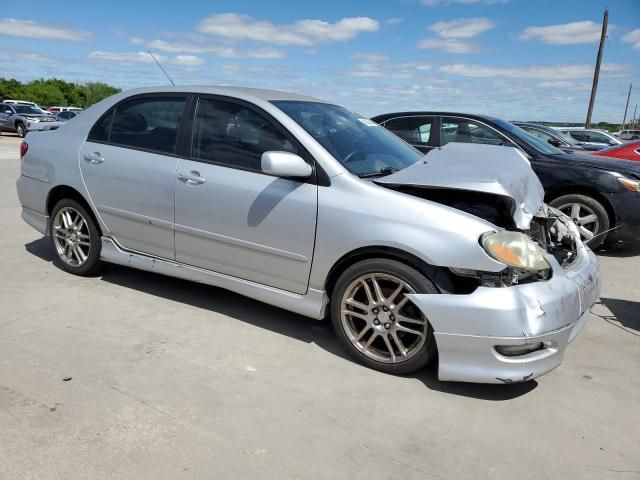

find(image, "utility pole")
[585,8,608,128]
[621,83,632,131]
[632,104,638,128]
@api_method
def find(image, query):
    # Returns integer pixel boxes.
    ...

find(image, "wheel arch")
[544,186,616,228]
[324,246,458,298]
[46,185,102,235]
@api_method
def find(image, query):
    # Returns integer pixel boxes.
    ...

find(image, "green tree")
[0,77,121,108]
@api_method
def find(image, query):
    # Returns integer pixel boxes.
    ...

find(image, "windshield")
[272,101,422,177]
[495,120,566,155]
[14,105,43,115]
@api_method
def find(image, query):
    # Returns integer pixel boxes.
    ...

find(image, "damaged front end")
[376,143,600,383]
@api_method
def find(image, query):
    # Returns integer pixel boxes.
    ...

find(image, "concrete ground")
[0,133,638,480]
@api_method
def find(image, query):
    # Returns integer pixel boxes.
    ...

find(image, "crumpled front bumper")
[408,245,600,383]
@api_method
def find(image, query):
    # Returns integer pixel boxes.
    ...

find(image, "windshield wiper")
[359,167,399,178]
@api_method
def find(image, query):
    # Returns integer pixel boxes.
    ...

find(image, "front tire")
[549,194,609,249]
[49,199,103,275]
[331,259,438,375]
[15,122,26,138]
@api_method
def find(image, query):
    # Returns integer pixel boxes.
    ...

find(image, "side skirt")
[100,237,329,320]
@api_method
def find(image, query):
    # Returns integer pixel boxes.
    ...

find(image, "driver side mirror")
[261,151,312,179]
[548,138,562,147]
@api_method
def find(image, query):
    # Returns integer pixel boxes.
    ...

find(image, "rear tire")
[549,194,609,249]
[49,199,104,276]
[15,122,26,138]
[331,258,438,375]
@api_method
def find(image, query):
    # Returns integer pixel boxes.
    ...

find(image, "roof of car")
[116,85,328,104]
[370,111,501,123]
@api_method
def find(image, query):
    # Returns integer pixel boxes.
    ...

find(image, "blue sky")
[1,0,638,122]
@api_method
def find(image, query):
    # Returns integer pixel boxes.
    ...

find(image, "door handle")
[83,152,104,164]
[177,171,206,185]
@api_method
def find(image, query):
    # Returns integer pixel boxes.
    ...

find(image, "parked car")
[592,141,640,162]
[373,111,640,248]
[55,110,79,122]
[619,129,640,141]
[559,128,622,147]
[2,99,41,109]
[0,102,61,137]
[48,106,83,114]
[17,86,601,384]
[514,122,604,151]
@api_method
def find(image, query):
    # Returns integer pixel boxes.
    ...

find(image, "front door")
[174,97,318,294]
[79,95,188,259]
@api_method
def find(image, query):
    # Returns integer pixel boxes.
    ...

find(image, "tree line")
[0,78,121,108]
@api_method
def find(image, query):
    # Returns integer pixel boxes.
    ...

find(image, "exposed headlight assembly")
[481,231,550,273]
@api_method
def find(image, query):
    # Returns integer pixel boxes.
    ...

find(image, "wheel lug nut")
[389,314,395,321]
[382,306,388,312]
[384,323,390,329]
[372,308,379,314]
[373,319,380,325]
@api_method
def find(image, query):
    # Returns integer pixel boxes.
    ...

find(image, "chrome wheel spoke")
[570,204,580,220]
[53,206,91,267]
[394,294,409,311]
[391,332,408,357]
[342,309,369,321]
[395,324,424,337]
[355,327,371,342]
[345,297,369,311]
[370,276,385,303]
[364,332,378,348]
[382,335,396,362]
[360,280,376,305]
[397,314,426,326]
[579,226,595,239]
[580,214,597,224]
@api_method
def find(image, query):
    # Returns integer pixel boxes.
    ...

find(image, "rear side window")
[88,110,114,142]
[384,116,435,146]
[441,117,506,146]
[109,97,186,154]
[192,97,297,172]
[568,131,585,141]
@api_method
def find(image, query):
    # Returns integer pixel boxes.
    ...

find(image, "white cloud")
[429,17,495,38]
[348,54,430,79]
[439,63,628,80]
[0,18,91,41]
[142,38,286,59]
[520,21,604,45]
[422,0,508,5]
[622,28,640,50]
[387,17,403,25]
[417,38,475,53]
[89,51,166,64]
[173,55,204,67]
[197,13,379,46]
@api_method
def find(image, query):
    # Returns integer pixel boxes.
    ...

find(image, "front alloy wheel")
[16,123,26,138]
[331,259,437,374]
[550,194,610,249]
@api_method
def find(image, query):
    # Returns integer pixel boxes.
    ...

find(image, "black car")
[513,122,604,152]
[371,112,640,248]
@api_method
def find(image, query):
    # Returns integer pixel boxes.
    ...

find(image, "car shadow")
[596,239,640,258]
[596,298,640,334]
[25,237,536,400]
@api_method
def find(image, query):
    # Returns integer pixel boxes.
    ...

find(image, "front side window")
[192,98,298,172]
[568,131,586,141]
[273,101,421,177]
[441,117,507,146]
[520,127,556,144]
[109,97,186,154]
[383,116,435,146]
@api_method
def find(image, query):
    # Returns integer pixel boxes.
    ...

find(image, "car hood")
[376,143,545,229]
[547,151,640,178]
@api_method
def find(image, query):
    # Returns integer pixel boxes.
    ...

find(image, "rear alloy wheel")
[549,194,610,249]
[331,259,437,374]
[16,123,26,138]
[50,199,103,275]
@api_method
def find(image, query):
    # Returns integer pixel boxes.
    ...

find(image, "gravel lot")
[1,133,638,480]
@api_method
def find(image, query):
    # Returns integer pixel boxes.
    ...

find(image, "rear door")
[174,96,318,294]
[441,116,513,147]
[381,116,438,154]
[79,94,189,259]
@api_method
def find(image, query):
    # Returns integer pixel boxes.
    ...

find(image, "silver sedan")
[16,86,600,383]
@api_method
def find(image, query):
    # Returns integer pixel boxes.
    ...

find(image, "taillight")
[20,141,28,159]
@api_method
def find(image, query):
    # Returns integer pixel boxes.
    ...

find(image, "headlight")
[618,177,640,192]
[481,231,550,272]
[25,116,39,122]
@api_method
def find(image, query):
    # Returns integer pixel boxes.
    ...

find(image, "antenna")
[147,50,175,86]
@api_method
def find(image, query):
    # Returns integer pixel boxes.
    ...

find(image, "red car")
[592,141,640,162]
